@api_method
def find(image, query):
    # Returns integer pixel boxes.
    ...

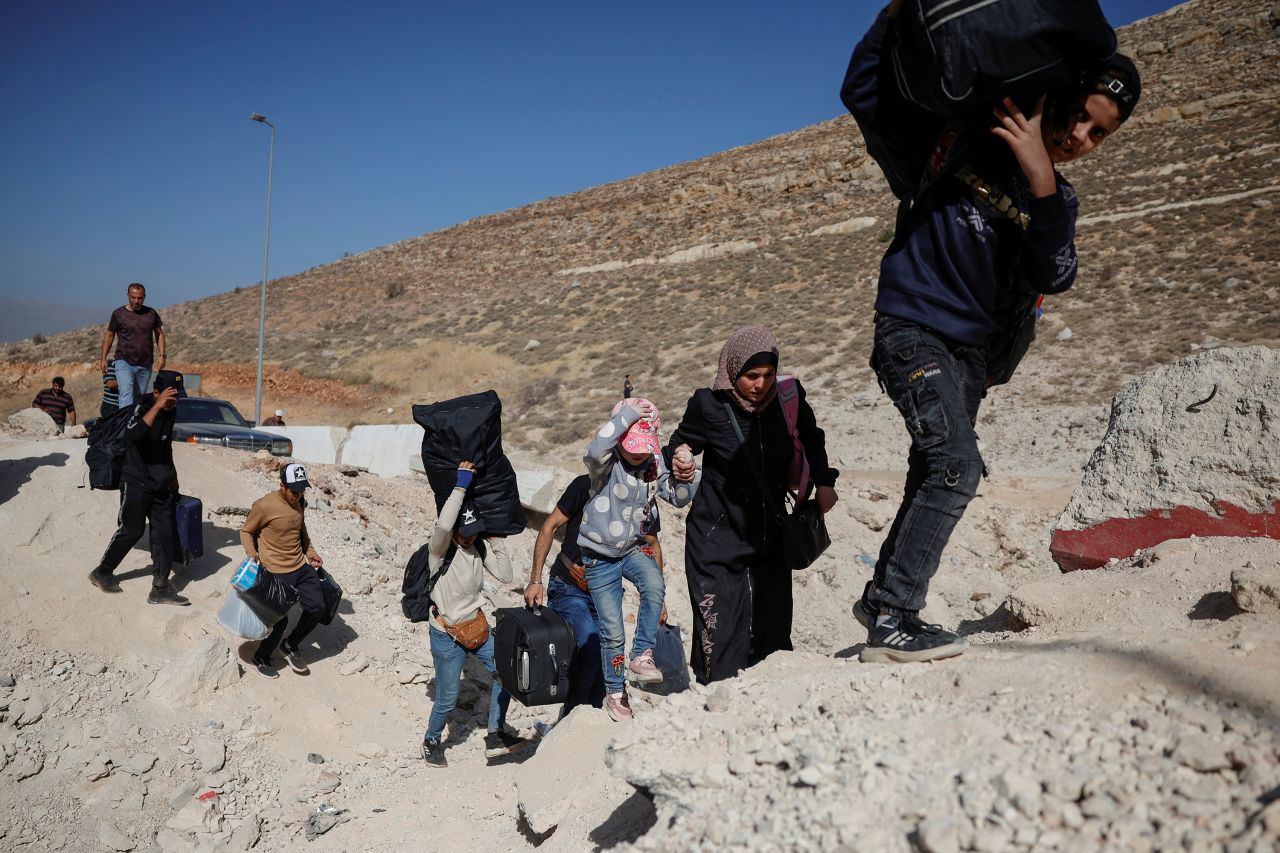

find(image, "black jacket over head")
[412,390,525,537]
[663,380,837,683]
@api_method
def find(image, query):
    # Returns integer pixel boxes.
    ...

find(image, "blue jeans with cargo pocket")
[869,314,987,613]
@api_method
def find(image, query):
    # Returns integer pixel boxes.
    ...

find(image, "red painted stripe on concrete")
[1050,499,1280,572]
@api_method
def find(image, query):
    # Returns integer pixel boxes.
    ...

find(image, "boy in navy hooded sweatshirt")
[842,0,1140,662]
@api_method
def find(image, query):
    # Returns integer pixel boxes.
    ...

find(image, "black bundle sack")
[891,0,1117,116]
[411,390,525,536]
[242,571,298,624]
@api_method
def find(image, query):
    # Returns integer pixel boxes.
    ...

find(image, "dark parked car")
[173,397,292,457]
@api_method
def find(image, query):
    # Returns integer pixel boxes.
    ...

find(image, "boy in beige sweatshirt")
[240,463,327,678]
[421,461,528,768]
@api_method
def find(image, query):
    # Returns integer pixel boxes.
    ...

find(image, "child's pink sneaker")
[626,649,663,684]
[605,691,633,721]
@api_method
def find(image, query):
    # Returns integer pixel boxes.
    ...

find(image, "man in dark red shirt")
[31,376,76,432]
[100,283,167,410]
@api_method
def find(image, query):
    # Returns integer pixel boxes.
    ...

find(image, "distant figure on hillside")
[100,358,120,418]
[239,463,328,679]
[666,326,839,684]
[262,409,286,427]
[622,374,633,399]
[100,282,166,410]
[31,375,75,432]
[88,370,190,606]
[841,0,1141,663]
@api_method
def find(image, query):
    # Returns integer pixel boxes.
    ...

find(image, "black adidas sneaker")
[860,612,966,663]
[852,580,880,629]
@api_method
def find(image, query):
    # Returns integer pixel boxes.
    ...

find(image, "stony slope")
[4,0,1278,449]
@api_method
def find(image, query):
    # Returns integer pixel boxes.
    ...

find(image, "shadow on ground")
[0,452,69,506]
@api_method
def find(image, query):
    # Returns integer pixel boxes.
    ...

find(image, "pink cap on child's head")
[611,397,661,456]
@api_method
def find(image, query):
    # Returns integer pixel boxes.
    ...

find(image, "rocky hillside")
[4,0,1278,448]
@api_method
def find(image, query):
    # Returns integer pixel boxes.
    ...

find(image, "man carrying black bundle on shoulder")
[841,0,1140,662]
[88,371,189,606]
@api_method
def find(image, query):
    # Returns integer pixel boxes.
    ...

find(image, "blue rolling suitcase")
[175,495,204,565]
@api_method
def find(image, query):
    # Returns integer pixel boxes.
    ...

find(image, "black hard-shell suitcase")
[175,494,203,564]
[493,606,576,706]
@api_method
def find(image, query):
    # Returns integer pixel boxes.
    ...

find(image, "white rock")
[515,705,614,835]
[916,817,963,853]
[97,821,134,851]
[148,636,240,709]
[338,656,370,676]
[355,741,387,759]
[7,408,60,437]
[1056,346,1280,531]
[121,753,157,776]
[193,738,225,773]
[809,216,878,237]
[166,797,224,835]
[1231,564,1280,613]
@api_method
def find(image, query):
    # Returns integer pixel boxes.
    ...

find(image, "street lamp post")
[249,112,275,427]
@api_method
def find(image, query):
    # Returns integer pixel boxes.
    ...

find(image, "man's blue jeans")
[426,625,510,743]
[546,576,605,711]
[583,549,664,695]
[114,361,152,409]
[869,314,986,613]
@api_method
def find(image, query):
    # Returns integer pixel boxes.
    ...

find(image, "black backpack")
[400,539,486,623]
[891,0,1117,116]
[85,403,138,490]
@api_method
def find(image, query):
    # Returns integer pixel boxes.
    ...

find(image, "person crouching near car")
[239,463,327,678]
[88,370,190,606]
[421,461,530,769]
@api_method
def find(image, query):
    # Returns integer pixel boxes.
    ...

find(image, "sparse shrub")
[878,228,894,243]
[512,376,560,412]
[31,333,47,345]
[386,280,406,299]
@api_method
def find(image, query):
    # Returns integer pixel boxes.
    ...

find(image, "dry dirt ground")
[1,379,1277,851]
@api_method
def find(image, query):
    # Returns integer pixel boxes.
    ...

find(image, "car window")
[177,399,250,427]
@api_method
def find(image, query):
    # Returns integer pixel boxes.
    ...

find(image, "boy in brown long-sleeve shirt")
[240,463,326,678]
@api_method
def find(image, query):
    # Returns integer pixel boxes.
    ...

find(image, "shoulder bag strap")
[723,402,789,521]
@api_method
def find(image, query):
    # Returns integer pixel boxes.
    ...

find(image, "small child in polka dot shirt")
[577,397,700,720]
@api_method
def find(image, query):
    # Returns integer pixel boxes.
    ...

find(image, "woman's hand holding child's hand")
[672,444,695,482]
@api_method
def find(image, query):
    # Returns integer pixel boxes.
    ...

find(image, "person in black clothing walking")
[666,326,839,684]
[841,1,1140,662]
[622,374,634,400]
[88,371,190,606]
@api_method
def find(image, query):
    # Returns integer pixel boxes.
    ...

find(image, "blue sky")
[0,0,1180,338]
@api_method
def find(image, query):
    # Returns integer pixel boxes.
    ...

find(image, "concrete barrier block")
[258,426,348,465]
[516,464,578,515]
[341,425,422,478]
